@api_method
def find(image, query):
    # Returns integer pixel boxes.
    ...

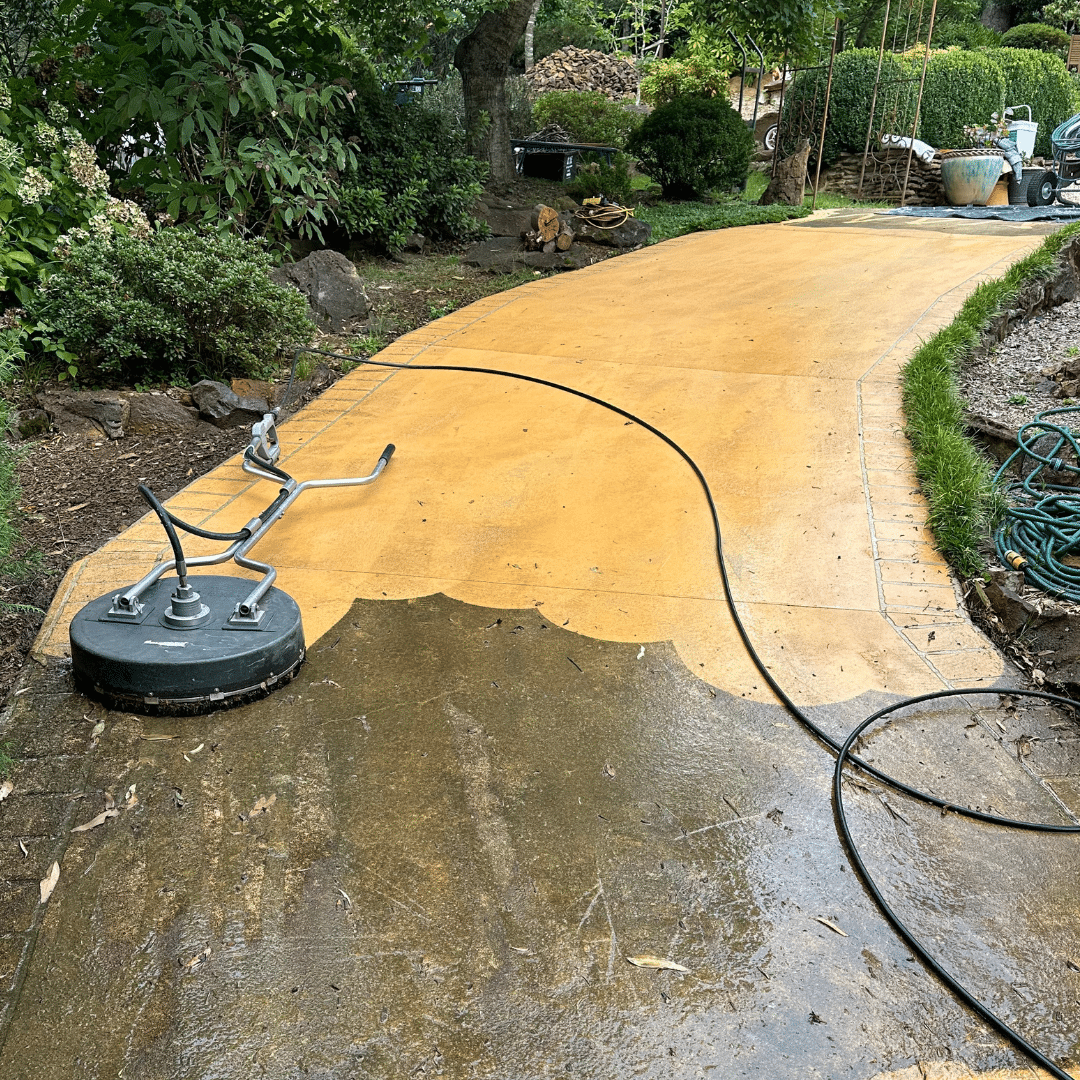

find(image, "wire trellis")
[856,0,938,205]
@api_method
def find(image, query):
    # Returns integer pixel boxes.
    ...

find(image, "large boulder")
[270,250,371,333]
[123,392,199,436]
[37,389,128,440]
[759,138,811,206]
[476,204,533,237]
[461,237,596,274]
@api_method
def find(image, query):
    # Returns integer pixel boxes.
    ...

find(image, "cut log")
[555,224,574,251]
[531,204,559,243]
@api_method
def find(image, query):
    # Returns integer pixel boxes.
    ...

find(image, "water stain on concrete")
[0,593,1078,1078]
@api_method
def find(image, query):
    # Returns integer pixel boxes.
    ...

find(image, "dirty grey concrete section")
[1,594,1079,1078]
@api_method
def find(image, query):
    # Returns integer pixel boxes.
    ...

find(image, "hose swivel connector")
[1004,549,1028,570]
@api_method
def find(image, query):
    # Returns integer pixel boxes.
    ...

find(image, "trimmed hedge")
[779,45,1078,163]
[780,50,919,167]
[984,46,1080,156]
[1000,22,1070,55]
[919,49,1006,149]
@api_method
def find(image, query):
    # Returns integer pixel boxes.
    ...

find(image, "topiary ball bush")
[1000,22,1070,55]
[627,95,754,199]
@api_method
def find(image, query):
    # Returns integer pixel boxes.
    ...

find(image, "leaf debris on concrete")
[626,954,690,973]
[811,916,848,937]
[39,861,60,903]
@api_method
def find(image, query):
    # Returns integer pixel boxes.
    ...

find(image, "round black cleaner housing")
[70,574,305,713]
[68,409,395,715]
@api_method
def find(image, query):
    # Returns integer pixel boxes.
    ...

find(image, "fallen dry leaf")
[811,916,848,937]
[186,743,204,756]
[140,733,177,741]
[602,763,616,779]
[181,947,211,971]
[626,954,690,973]
[249,793,277,817]
[72,808,119,833]
[0,780,12,802]
[39,861,60,903]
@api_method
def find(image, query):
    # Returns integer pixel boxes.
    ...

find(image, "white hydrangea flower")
[35,122,60,149]
[0,85,11,111]
[65,138,109,192]
[16,166,52,204]
[0,135,21,170]
[47,101,68,124]
[88,212,113,238]
[106,196,152,239]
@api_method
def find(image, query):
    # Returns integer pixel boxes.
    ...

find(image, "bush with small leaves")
[531,90,641,148]
[29,230,314,383]
[1000,22,1070,56]
[628,95,753,198]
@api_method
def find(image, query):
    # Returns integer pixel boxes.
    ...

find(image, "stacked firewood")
[522,204,575,253]
[816,150,945,205]
[526,46,639,100]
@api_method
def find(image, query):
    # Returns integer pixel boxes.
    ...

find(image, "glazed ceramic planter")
[939,149,1005,206]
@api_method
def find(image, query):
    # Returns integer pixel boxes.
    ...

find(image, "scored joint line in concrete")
[854,238,1042,693]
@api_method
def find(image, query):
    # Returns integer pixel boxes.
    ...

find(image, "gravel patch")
[960,296,1080,431]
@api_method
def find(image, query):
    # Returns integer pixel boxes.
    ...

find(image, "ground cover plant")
[901,222,1080,576]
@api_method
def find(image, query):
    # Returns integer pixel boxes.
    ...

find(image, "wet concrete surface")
[1,594,1079,1078]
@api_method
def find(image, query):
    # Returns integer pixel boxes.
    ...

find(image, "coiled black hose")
[292,347,1078,1076]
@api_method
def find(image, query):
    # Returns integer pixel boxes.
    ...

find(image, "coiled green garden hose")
[995,404,1080,599]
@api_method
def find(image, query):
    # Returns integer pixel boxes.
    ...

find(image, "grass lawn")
[636,168,890,245]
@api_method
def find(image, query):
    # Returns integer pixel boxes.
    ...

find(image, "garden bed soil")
[960,289,1080,693]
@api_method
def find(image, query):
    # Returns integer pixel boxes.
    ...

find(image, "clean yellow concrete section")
[37,219,1044,705]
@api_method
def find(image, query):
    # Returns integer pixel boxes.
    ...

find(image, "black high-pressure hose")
[291,347,1078,1076]
[138,484,189,586]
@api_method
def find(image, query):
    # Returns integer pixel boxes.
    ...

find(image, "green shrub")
[932,22,1002,48]
[28,230,314,383]
[628,95,753,198]
[920,49,1006,149]
[983,47,1080,156]
[779,49,919,167]
[567,152,634,204]
[531,90,641,147]
[25,1,358,241]
[639,55,731,107]
[336,87,488,252]
[1000,22,1070,55]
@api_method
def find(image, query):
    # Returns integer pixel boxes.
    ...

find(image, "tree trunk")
[524,0,542,70]
[980,0,1011,31]
[455,0,537,184]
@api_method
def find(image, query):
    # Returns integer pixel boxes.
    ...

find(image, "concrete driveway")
[2,212,1078,1079]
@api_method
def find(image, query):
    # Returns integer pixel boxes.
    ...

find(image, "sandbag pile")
[525,46,639,100]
